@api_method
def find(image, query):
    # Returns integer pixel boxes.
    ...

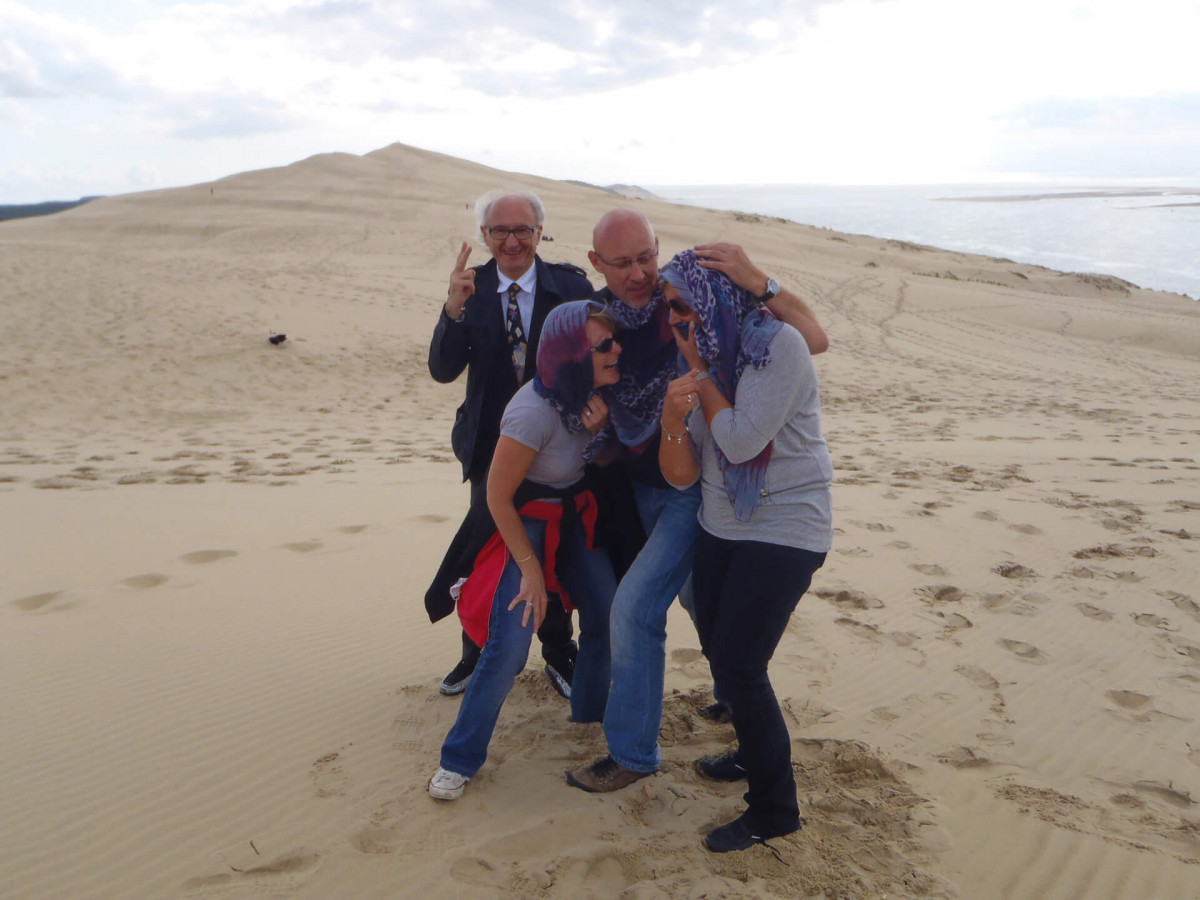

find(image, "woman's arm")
[659,372,701,488]
[692,242,828,355]
[486,436,548,630]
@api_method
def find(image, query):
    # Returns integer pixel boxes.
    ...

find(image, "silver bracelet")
[661,422,688,444]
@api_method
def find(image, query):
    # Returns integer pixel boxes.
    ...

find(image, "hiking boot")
[429,767,469,800]
[439,657,476,696]
[698,701,733,723]
[567,755,652,793]
[704,812,801,853]
[695,752,747,782]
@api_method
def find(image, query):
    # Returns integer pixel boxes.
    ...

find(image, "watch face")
[767,277,780,295]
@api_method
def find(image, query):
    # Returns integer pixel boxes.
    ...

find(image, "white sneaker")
[429,767,469,800]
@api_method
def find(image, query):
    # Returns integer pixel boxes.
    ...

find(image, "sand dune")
[2,143,1199,899]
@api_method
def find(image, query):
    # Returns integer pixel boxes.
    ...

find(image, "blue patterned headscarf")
[659,250,784,522]
[533,300,607,433]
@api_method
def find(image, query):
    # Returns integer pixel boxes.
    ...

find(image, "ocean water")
[649,184,1200,301]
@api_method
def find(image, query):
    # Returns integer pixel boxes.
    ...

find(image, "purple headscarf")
[533,299,606,433]
[659,250,784,522]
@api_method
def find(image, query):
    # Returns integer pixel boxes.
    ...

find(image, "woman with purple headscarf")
[657,251,833,853]
[429,300,621,801]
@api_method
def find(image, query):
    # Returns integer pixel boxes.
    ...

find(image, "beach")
[2,142,1199,899]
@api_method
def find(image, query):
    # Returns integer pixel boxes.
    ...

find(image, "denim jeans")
[603,482,702,773]
[440,517,616,777]
[691,528,826,834]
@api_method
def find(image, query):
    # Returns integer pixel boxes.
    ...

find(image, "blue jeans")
[603,482,702,773]
[440,518,615,777]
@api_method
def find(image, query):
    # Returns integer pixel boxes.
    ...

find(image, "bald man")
[568,209,827,793]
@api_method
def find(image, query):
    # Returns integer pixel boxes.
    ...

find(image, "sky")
[2,0,1199,203]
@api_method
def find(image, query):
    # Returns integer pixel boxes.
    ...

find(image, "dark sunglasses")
[589,336,617,354]
[667,297,693,316]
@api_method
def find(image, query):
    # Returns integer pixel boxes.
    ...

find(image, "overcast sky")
[2,0,1199,203]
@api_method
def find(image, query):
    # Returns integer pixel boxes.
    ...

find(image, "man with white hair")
[426,190,594,698]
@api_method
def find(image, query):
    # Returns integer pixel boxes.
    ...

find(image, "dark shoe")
[698,701,733,723]
[704,813,801,854]
[542,640,576,700]
[695,752,746,782]
[439,657,476,696]
[567,755,652,793]
[544,662,572,700]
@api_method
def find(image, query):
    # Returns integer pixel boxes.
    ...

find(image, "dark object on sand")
[269,334,287,345]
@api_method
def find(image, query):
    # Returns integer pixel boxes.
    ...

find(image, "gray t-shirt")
[499,382,590,489]
[683,323,834,552]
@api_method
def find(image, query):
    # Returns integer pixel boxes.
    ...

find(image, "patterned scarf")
[659,250,784,521]
[588,288,679,462]
[533,300,607,432]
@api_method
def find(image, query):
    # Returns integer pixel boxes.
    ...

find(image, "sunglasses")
[589,337,617,354]
[666,297,693,316]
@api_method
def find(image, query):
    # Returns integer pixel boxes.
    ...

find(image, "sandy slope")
[2,143,1199,899]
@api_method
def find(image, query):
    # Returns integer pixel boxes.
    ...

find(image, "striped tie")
[505,282,527,382]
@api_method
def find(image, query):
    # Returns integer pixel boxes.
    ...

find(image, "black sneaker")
[439,658,475,696]
[698,701,733,723]
[695,752,746,782]
[704,813,800,853]
[542,641,576,700]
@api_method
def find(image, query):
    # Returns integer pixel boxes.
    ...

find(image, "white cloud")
[1,0,1199,202]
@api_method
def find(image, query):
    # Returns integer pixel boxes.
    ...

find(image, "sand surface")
[2,143,1199,899]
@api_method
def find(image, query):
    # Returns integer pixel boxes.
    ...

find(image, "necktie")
[505,282,527,382]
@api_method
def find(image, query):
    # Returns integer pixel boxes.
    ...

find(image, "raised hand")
[693,242,768,296]
[445,242,476,319]
[582,393,610,434]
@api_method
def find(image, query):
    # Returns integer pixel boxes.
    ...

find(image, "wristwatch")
[755,276,780,305]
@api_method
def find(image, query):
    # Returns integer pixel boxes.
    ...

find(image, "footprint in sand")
[12,590,66,611]
[416,514,450,524]
[955,665,1000,690]
[338,525,368,534]
[1008,523,1042,535]
[911,563,948,576]
[937,746,992,770]
[1163,592,1200,623]
[938,612,973,630]
[1076,602,1114,621]
[283,541,323,553]
[998,638,1047,663]
[121,573,169,589]
[918,584,964,603]
[993,562,1038,579]
[1132,612,1176,631]
[814,588,884,610]
[1105,689,1152,711]
[311,751,348,797]
[180,550,238,565]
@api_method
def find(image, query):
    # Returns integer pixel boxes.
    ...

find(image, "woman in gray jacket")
[657,251,833,854]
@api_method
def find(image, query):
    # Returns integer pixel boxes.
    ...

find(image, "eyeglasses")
[593,241,659,271]
[485,225,538,241]
[589,336,617,354]
[666,297,693,316]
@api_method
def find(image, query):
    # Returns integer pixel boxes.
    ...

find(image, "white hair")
[474,190,546,231]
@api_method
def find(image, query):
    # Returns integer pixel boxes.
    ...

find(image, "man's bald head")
[589,209,660,308]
